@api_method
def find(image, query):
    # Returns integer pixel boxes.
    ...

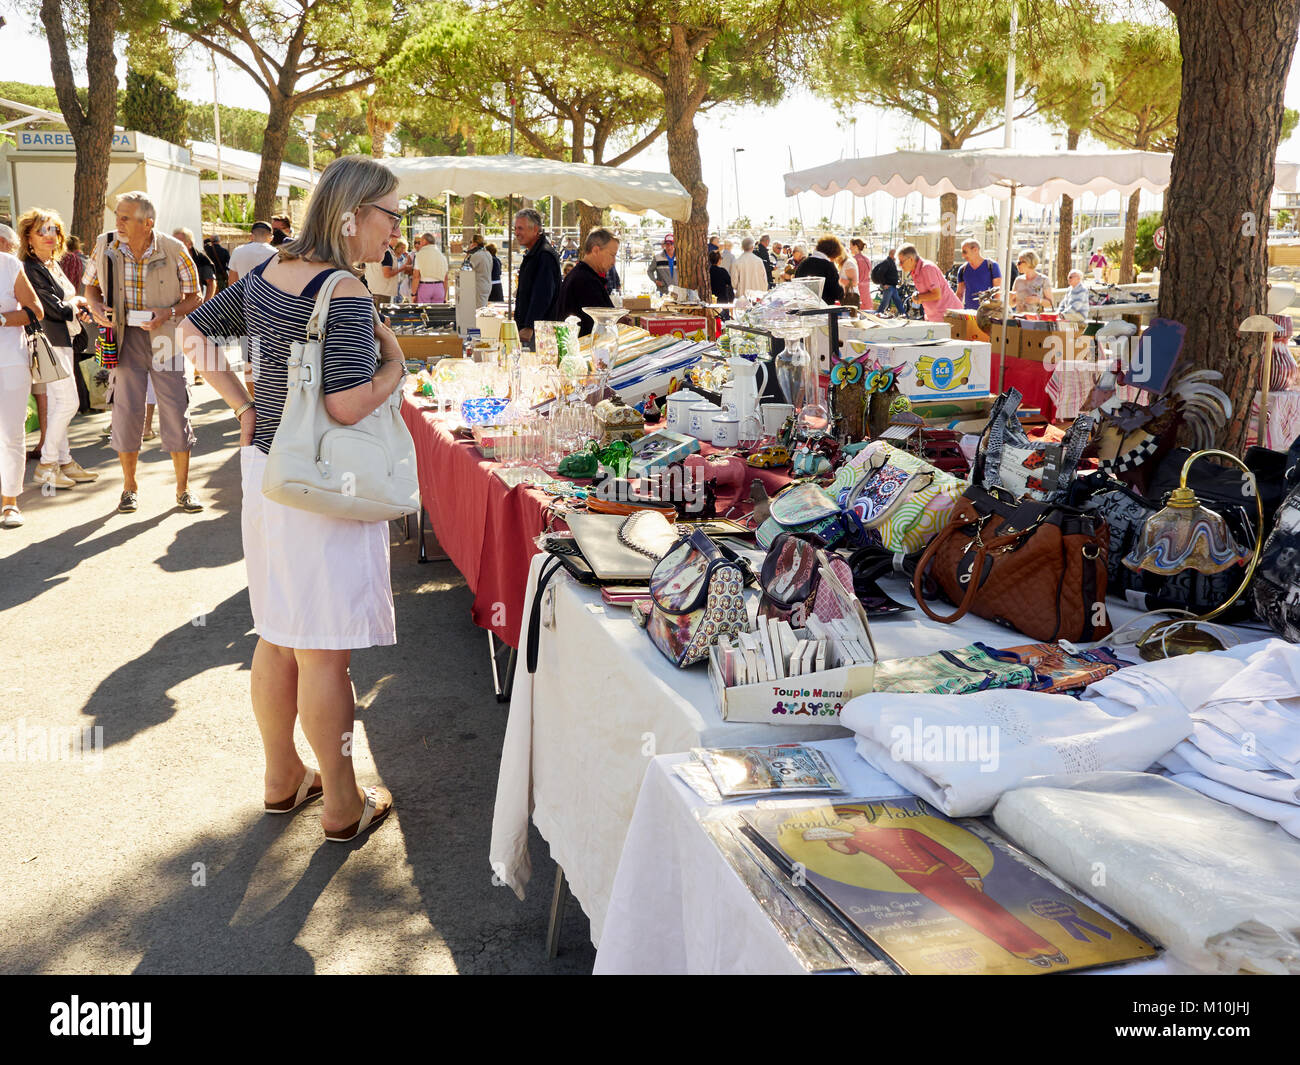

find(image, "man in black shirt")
[871,248,905,313]
[558,227,620,335]
[203,233,230,289]
[173,227,216,299]
[513,207,562,343]
[756,233,774,286]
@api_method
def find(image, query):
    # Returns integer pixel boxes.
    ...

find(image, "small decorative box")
[626,429,700,478]
[594,397,646,447]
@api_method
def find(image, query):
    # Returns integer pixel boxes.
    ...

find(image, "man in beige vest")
[85,191,203,513]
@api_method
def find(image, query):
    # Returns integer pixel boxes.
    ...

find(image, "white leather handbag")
[261,270,420,522]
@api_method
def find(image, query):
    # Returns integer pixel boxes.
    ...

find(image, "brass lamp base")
[1135,620,1227,661]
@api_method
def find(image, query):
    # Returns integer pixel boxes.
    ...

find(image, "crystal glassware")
[585,307,624,394]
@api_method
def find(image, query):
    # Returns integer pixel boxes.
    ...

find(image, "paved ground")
[0,392,595,974]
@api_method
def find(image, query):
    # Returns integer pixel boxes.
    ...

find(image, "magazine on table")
[692,745,847,800]
[739,797,1157,975]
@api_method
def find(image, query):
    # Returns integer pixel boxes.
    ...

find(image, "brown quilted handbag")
[911,486,1112,642]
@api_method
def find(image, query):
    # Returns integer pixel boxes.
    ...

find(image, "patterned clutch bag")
[872,643,1034,695]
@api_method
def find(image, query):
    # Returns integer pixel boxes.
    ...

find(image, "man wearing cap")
[649,236,676,294]
[226,221,278,283]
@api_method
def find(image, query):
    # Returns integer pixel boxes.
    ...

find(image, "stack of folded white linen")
[994,773,1300,974]
[839,682,1191,816]
[1135,638,1300,837]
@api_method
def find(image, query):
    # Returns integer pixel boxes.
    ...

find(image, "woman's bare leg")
[294,648,365,830]
[251,638,310,802]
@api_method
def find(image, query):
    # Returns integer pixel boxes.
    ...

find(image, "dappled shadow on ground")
[11,542,593,974]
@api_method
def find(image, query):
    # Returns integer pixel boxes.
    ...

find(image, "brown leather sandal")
[324,786,393,842]
[264,768,324,814]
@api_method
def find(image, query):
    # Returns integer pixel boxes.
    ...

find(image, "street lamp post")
[732,147,745,224]
[300,112,317,189]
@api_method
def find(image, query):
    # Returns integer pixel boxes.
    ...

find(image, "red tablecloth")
[402,397,554,649]
[992,354,1056,422]
[401,395,792,649]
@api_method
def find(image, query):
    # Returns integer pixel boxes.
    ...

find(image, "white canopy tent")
[785,148,1300,391]
[384,153,692,220]
[384,153,692,306]
[188,140,314,196]
[785,147,1299,205]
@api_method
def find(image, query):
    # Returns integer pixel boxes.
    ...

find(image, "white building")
[4,129,202,238]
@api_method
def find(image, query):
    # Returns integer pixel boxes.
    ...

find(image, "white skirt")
[240,445,396,649]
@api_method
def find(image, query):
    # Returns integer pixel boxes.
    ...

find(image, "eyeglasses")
[37,224,59,237]
[363,202,403,231]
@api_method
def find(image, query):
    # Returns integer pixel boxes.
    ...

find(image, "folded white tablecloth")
[995,772,1300,974]
[842,687,1191,815]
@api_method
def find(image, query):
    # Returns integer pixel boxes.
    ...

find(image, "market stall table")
[399,392,795,655]
[489,563,1172,950]
[593,738,1178,975]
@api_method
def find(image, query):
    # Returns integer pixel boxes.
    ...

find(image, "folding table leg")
[488,632,516,703]
[545,865,570,960]
[417,499,430,563]
[416,499,449,564]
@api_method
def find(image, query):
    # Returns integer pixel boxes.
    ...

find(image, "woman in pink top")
[898,243,962,322]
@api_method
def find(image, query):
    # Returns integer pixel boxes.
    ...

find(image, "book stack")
[708,564,877,724]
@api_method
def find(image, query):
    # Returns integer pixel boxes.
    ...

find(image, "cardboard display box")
[985,321,1020,359]
[944,309,990,343]
[909,394,998,423]
[635,314,710,341]
[841,318,952,345]
[1018,326,1094,365]
[621,295,653,312]
[858,338,993,401]
[709,661,874,724]
[397,333,463,361]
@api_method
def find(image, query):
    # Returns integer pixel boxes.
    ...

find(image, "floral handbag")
[756,482,850,550]
[638,529,751,667]
[756,532,855,626]
[836,441,965,553]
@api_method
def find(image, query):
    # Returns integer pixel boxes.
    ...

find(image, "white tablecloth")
[594,739,1177,975]
[489,552,848,944]
[488,550,1166,947]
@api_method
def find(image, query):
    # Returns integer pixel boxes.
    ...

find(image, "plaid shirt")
[84,232,199,311]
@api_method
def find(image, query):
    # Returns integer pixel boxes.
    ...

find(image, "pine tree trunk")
[1056,129,1081,287]
[41,0,120,243]
[663,39,709,299]
[937,191,958,272]
[577,203,603,244]
[461,195,478,244]
[254,100,294,222]
[1120,188,1140,283]
[1159,0,1300,454]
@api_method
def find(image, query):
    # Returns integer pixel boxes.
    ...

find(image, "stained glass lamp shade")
[1121,449,1263,659]
[1123,487,1250,575]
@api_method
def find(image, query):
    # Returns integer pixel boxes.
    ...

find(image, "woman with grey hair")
[0,222,46,527]
[179,156,405,842]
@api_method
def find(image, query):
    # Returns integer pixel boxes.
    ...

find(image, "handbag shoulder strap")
[526,555,568,675]
[304,269,355,342]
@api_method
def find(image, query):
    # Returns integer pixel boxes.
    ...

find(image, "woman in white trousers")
[17,210,97,490]
[0,228,46,528]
